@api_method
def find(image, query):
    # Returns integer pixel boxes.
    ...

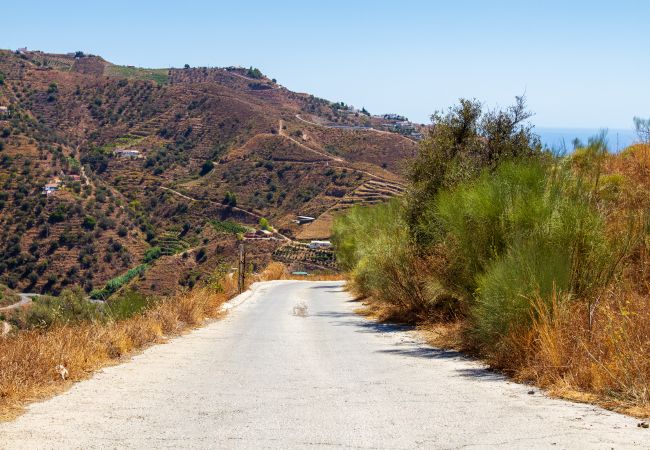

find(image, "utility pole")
[238,241,246,294]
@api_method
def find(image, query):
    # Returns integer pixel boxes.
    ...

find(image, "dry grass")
[0,286,233,421]
[505,288,650,418]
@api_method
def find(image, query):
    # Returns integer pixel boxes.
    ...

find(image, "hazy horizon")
[3,0,648,130]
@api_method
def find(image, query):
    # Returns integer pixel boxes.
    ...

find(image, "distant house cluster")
[376,114,424,140]
[0,106,8,117]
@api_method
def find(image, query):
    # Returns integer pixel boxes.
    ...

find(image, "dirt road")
[0,281,646,448]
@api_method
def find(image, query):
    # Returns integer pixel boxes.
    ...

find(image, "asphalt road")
[0,293,38,312]
[0,281,647,449]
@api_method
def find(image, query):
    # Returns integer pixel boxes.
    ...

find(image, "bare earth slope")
[0,281,645,449]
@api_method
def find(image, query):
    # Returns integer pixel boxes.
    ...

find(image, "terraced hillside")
[0,48,417,295]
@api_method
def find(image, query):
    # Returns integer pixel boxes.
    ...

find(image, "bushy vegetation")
[333,98,650,414]
[90,264,149,300]
[15,288,107,328]
[209,219,247,234]
[104,65,169,85]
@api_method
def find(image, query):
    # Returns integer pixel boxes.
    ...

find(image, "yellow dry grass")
[0,286,232,421]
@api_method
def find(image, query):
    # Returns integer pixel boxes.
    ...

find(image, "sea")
[536,128,638,153]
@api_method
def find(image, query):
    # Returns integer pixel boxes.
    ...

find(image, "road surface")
[0,281,646,449]
[0,293,38,313]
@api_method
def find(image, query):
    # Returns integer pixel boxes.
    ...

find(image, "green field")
[104,65,169,84]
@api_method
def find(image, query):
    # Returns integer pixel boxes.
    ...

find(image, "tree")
[633,116,650,144]
[184,64,190,69]
[223,191,237,207]
[82,216,96,230]
[247,67,263,79]
[199,160,214,176]
[407,96,541,246]
[259,217,270,230]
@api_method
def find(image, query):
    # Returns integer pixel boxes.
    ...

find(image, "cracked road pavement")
[0,280,647,449]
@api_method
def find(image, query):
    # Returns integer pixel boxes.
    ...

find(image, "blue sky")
[3,0,648,129]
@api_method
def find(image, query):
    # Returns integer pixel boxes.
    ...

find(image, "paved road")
[0,281,646,449]
[0,293,38,313]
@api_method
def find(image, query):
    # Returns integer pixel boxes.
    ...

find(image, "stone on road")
[0,281,646,449]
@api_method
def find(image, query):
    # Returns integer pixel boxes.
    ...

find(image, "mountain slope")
[0,48,418,294]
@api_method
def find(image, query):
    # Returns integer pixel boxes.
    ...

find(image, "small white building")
[0,106,8,116]
[42,183,60,196]
[309,240,332,249]
[295,215,316,225]
[114,149,141,158]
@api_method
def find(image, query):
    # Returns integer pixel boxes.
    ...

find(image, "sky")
[2,0,649,130]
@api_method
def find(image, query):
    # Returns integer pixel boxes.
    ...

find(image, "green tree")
[259,217,270,230]
[407,97,541,246]
[199,160,214,176]
[247,67,263,79]
[222,191,237,207]
[82,215,96,230]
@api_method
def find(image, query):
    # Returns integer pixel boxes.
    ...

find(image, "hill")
[0,48,418,296]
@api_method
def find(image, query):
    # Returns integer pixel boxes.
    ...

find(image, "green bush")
[435,160,613,346]
[106,290,153,320]
[209,220,247,234]
[143,246,162,263]
[332,201,429,315]
[21,288,107,327]
[90,264,149,300]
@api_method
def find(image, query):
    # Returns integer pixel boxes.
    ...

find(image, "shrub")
[199,160,214,176]
[143,246,162,263]
[82,215,96,230]
[407,97,541,247]
[106,290,153,320]
[332,201,430,318]
[435,159,615,347]
[210,220,247,234]
[90,264,149,300]
[20,288,107,328]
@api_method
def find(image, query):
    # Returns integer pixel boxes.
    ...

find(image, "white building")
[114,149,141,158]
[309,240,332,249]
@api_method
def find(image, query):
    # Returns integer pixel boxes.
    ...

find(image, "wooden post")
[238,242,245,294]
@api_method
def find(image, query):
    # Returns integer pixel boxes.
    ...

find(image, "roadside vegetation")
[0,284,19,307]
[333,98,650,417]
[0,260,342,419]
[0,267,241,419]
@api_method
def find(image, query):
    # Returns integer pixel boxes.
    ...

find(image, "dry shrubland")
[333,97,650,418]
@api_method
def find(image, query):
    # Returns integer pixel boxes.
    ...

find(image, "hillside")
[0,48,417,295]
